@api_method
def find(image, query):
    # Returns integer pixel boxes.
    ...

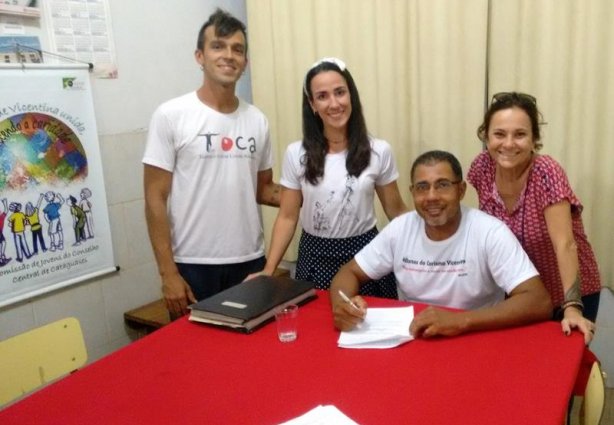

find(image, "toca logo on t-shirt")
[198,132,257,154]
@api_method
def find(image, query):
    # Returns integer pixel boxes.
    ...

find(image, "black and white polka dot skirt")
[295,227,398,299]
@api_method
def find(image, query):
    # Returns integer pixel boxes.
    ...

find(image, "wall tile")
[0,301,35,340]
[122,199,154,269]
[596,288,614,327]
[32,280,109,351]
[100,132,146,206]
[108,203,129,269]
[101,262,160,341]
[592,288,614,387]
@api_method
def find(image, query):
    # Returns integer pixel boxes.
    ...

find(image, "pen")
[338,290,361,311]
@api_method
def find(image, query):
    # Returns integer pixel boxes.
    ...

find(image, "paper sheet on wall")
[43,0,118,78]
[337,306,414,349]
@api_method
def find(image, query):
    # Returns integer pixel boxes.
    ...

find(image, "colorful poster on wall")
[0,65,115,308]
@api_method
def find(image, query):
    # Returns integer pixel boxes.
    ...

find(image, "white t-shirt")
[281,138,399,238]
[143,92,273,264]
[355,206,539,310]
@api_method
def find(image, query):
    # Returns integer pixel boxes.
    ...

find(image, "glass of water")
[275,304,298,342]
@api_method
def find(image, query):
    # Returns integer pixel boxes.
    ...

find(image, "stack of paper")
[337,306,414,349]
[278,405,359,425]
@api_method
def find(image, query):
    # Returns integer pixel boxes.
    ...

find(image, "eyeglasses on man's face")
[411,179,461,195]
[490,92,537,106]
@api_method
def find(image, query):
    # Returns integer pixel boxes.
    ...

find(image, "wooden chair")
[572,348,606,425]
[580,360,606,425]
[0,317,87,406]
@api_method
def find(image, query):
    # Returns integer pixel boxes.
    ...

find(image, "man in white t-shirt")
[330,150,552,337]
[143,9,280,317]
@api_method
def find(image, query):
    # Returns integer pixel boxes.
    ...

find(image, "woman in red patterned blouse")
[467,92,601,344]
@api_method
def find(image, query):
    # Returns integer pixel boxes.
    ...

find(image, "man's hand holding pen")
[333,290,367,331]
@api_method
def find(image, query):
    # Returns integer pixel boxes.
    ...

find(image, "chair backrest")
[581,361,606,425]
[0,317,88,406]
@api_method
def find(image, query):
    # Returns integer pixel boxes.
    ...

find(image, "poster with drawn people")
[0,65,115,307]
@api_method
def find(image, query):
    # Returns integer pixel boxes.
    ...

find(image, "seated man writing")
[330,150,552,338]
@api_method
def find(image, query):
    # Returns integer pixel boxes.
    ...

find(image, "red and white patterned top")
[468,151,601,307]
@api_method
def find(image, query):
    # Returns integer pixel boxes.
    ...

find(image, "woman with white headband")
[252,58,407,297]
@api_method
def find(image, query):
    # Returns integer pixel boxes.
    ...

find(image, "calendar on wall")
[0,0,117,78]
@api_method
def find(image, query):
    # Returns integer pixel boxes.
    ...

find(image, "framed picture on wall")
[0,1,40,18]
[0,34,42,63]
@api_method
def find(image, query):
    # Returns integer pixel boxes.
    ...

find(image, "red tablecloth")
[0,292,585,425]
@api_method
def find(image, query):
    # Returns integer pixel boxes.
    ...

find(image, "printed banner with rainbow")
[0,66,116,307]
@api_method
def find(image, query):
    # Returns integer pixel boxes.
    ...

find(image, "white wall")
[91,0,251,135]
[0,0,249,363]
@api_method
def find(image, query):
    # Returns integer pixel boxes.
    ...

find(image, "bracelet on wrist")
[561,300,584,312]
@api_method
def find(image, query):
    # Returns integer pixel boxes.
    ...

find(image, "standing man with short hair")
[144,9,280,317]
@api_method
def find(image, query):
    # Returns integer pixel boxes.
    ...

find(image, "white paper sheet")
[337,306,414,349]
[278,405,360,425]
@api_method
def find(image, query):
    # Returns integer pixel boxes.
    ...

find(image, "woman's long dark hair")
[301,61,371,185]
